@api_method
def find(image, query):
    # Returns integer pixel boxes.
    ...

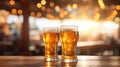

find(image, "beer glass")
[60,25,78,63]
[43,27,59,61]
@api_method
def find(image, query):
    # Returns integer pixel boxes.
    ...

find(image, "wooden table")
[0,56,120,67]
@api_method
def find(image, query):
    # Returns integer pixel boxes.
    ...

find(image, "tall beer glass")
[60,25,78,62]
[43,27,59,61]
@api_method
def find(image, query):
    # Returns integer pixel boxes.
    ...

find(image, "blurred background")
[0,0,120,56]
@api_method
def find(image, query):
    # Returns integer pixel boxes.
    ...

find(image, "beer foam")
[60,25,78,32]
[43,27,59,33]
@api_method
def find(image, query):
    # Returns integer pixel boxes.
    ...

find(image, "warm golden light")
[45,62,55,67]
[69,14,76,19]
[60,9,67,15]
[65,64,71,67]
[107,10,118,20]
[36,12,42,18]
[113,10,118,15]
[9,0,15,5]
[107,16,113,20]
[94,13,100,20]
[116,5,120,10]
[41,0,46,5]
[59,13,64,18]
[6,11,10,15]
[98,0,105,10]
[67,4,71,8]
[49,2,54,7]
[72,3,78,9]
[59,9,66,18]
[46,14,54,19]
[66,4,72,11]
[12,8,17,14]
[18,9,23,14]
[30,12,35,16]
[63,11,68,15]
[41,6,46,11]
[55,5,60,11]
[36,3,42,8]
[0,16,5,23]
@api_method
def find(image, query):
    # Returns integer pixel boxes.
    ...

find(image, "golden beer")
[43,27,59,61]
[60,26,78,62]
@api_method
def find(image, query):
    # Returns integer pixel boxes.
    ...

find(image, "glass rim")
[60,25,78,31]
[43,27,59,32]
[60,25,78,29]
[60,25,78,28]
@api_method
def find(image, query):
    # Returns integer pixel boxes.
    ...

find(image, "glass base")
[62,59,78,63]
[45,57,58,61]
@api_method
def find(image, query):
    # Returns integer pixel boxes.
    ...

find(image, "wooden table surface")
[0,56,120,67]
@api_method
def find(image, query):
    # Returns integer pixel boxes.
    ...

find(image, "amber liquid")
[43,32,59,59]
[60,30,78,60]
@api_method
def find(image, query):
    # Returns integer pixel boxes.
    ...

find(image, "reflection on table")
[0,56,119,67]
